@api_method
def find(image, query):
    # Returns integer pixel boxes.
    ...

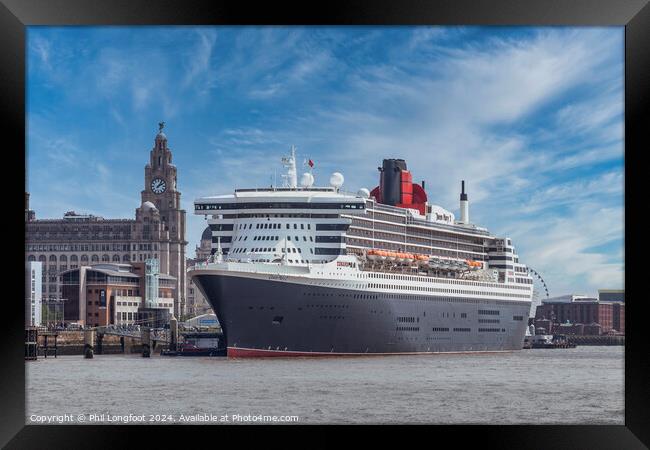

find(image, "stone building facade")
[25,124,188,319]
[185,226,213,317]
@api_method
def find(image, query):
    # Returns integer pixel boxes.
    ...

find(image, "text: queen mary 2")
[189,147,533,357]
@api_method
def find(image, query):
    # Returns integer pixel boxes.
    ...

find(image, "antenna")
[280,145,298,188]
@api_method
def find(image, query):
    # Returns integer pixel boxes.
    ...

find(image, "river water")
[26,346,624,425]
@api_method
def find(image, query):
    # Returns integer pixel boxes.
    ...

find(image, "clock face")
[151,178,167,194]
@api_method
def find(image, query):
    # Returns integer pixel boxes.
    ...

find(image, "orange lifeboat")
[416,254,429,265]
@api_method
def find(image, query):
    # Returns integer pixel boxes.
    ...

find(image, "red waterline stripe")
[226,347,514,358]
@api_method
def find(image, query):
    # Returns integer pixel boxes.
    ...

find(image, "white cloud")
[182,29,218,89]
[30,36,51,68]
[506,202,624,296]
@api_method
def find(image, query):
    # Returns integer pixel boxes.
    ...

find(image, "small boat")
[367,249,380,261]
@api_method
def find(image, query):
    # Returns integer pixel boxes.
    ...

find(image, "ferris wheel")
[527,267,550,317]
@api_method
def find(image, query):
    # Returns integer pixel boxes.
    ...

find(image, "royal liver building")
[25,123,188,318]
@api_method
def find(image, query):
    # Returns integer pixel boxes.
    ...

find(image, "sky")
[26,26,624,299]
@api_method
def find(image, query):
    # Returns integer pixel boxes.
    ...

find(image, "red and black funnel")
[370,159,428,214]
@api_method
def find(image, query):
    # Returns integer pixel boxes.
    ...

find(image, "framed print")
[2,0,648,447]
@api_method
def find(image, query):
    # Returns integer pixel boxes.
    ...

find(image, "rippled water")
[26,346,624,424]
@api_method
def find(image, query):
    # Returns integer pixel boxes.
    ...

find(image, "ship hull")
[192,273,531,357]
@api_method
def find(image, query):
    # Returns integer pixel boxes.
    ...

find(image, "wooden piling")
[170,316,178,352]
[84,329,95,359]
[142,327,151,358]
[96,333,103,355]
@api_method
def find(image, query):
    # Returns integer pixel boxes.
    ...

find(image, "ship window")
[300,224,304,229]
[293,224,297,229]
[286,224,290,229]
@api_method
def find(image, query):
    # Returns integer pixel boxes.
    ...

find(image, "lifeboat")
[415,254,429,266]
[367,249,380,261]
[384,251,396,262]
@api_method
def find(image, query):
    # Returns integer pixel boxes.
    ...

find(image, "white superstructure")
[192,147,534,304]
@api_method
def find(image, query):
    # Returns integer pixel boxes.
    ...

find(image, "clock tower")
[139,122,187,318]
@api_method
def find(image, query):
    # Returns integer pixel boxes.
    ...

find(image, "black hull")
[192,273,531,356]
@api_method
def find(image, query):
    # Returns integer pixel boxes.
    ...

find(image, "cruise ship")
[189,147,533,357]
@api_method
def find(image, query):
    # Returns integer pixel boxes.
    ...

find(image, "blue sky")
[26,26,624,299]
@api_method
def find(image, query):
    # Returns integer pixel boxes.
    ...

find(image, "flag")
[308,159,314,168]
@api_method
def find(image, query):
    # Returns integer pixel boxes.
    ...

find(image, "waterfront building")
[535,296,625,335]
[59,262,175,327]
[185,226,213,317]
[25,261,43,327]
[25,123,188,318]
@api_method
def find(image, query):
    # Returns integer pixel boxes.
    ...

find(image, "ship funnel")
[459,180,469,224]
[379,159,408,206]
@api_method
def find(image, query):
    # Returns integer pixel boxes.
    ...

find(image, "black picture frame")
[3,0,648,447]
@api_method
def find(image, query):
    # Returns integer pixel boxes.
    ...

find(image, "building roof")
[58,263,176,281]
[59,265,140,278]
[201,226,212,241]
[141,201,157,211]
[543,294,597,304]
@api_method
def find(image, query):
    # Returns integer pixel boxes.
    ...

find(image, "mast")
[281,145,298,188]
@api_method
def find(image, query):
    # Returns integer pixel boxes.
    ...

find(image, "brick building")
[59,262,175,327]
[535,295,625,334]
